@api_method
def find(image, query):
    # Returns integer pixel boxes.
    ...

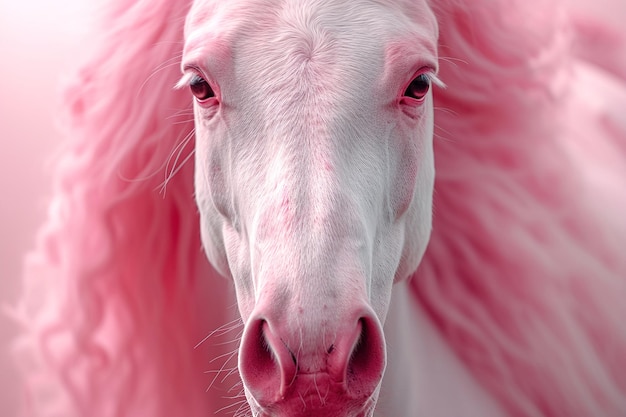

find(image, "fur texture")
[15,0,626,416]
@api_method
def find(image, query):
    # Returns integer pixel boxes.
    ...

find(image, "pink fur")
[15,0,626,416]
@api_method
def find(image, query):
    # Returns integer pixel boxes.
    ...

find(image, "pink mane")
[15,0,626,416]
[416,1,626,415]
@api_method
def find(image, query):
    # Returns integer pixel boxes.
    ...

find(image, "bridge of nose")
[249,175,372,307]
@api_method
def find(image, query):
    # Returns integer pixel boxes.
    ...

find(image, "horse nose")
[238,309,386,407]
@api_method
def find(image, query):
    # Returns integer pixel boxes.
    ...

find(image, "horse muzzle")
[238,304,386,417]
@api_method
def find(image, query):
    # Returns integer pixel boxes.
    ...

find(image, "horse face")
[182,0,438,415]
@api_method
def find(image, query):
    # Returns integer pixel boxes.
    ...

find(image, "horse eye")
[403,74,431,100]
[189,75,215,101]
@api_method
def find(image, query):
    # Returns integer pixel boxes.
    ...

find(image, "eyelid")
[175,64,212,89]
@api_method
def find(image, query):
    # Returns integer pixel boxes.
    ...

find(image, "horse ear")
[18,1,238,416]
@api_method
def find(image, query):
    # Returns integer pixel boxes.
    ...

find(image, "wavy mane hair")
[16,0,626,416]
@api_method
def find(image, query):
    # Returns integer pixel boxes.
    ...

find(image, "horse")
[15,0,626,416]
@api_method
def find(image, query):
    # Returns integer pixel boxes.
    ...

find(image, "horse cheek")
[194,129,236,279]
[389,129,422,221]
[393,161,417,222]
[391,120,435,281]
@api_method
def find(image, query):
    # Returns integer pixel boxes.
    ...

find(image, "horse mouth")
[251,402,377,417]
[246,371,379,417]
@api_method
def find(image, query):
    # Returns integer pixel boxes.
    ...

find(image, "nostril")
[239,320,280,403]
[349,319,367,374]
[239,319,297,405]
[345,317,386,399]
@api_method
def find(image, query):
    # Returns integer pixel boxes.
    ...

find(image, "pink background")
[0,1,94,415]
[0,1,622,416]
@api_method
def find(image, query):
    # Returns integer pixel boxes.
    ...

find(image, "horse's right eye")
[189,75,215,101]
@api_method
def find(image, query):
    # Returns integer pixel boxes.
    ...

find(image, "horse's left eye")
[189,75,215,101]
[403,74,431,101]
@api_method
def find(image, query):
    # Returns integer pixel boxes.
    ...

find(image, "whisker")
[322,383,330,403]
[214,398,248,414]
[117,104,194,185]
[438,55,469,67]
[434,124,456,143]
[232,401,252,417]
[167,108,195,118]
[158,128,195,196]
[221,367,241,384]
[203,365,238,375]
[313,372,324,405]
[298,392,306,410]
[208,347,239,365]
[165,127,194,174]
[195,318,243,349]
[227,380,245,394]
[221,390,247,401]
[206,349,240,391]
[137,53,184,97]
[171,118,196,126]
[212,333,243,347]
[434,106,458,117]
[203,364,240,386]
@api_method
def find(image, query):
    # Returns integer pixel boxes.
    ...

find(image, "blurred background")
[0,1,94,415]
[0,0,623,416]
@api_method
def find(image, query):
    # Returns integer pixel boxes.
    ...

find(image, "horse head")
[181,0,438,415]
